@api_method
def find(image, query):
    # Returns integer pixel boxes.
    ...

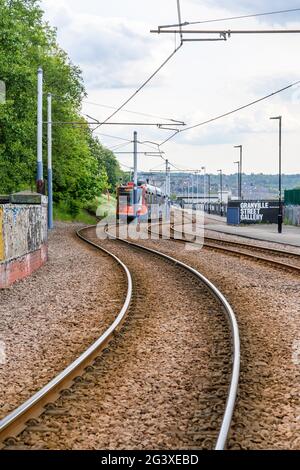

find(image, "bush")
[68,199,82,218]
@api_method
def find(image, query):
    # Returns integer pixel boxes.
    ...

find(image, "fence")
[284,205,300,226]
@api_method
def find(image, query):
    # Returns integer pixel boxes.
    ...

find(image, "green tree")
[88,136,123,192]
[0,0,121,208]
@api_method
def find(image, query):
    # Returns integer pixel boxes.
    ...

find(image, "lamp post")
[37,67,44,192]
[133,131,138,211]
[234,161,240,199]
[196,171,199,207]
[234,145,243,199]
[47,93,53,229]
[201,166,206,205]
[191,173,194,205]
[270,116,283,234]
[207,174,211,214]
[218,169,223,216]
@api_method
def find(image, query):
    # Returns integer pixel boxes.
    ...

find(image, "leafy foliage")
[0,0,122,206]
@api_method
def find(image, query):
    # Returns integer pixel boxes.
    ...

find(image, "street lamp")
[201,166,206,204]
[234,161,240,199]
[207,174,211,214]
[234,145,243,199]
[195,171,199,207]
[218,169,223,216]
[270,116,283,234]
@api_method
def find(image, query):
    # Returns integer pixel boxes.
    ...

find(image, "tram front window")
[119,190,133,207]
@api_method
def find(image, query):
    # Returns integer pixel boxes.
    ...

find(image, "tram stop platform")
[204,213,300,248]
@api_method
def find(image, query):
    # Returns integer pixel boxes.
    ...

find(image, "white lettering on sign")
[240,201,269,222]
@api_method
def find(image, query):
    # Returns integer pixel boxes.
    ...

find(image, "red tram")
[116,181,165,221]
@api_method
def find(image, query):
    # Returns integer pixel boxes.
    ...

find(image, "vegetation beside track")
[0,0,125,216]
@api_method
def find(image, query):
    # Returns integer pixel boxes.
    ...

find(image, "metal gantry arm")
[151,23,300,44]
[151,28,300,36]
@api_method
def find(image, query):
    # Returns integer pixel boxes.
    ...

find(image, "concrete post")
[47,93,53,230]
[37,68,43,183]
[133,131,138,215]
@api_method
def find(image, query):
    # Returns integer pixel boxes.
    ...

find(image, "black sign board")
[228,200,279,224]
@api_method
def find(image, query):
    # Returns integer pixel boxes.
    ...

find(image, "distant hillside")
[138,173,300,199]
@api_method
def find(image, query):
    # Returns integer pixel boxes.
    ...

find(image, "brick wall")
[0,197,48,288]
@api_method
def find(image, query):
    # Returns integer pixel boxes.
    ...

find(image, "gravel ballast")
[10,227,233,450]
[0,222,126,420]
[136,214,300,450]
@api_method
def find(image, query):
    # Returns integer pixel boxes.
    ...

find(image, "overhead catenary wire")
[93,42,183,131]
[153,29,300,34]
[94,132,133,143]
[94,131,163,153]
[119,162,133,170]
[94,132,159,151]
[108,141,133,152]
[82,101,184,124]
[169,161,191,171]
[149,162,167,171]
[158,7,300,29]
[160,79,300,146]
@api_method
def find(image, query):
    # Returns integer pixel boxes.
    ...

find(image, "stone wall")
[0,194,48,288]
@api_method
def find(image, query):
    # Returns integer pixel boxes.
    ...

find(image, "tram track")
[140,214,300,449]
[0,225,240,451]
[178,228,300,274]
[0,227,132,449]
[151,209,300,274]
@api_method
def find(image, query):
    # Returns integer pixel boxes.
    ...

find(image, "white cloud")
[42,0,174,89]
[41,0,300,174]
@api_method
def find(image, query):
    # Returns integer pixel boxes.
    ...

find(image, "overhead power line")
[83,101,184,124]
[94,132,132,142]
[152,28,300,35]
[108,141,132,152]
[94,42,183,131]
[119,162,133,170]
[160,79,300,146]
[158,7,300,29]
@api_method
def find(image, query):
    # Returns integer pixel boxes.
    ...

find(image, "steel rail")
[203,234,300,259]
[170,224,300,273]
[106,227,240,451]
[174,208,300,255]
[0,227,133,444]
[204,232,300,259]
[204,225,300,249]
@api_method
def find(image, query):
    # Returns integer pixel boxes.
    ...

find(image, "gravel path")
[135,217,300,450]
[0,222,126,421]
[13,228,232,450]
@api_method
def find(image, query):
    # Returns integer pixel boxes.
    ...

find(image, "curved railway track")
[0,227,132,448]
[172,223,300,273]
[0,225,240,451]
[105,226,240,450]
[151,209,300,274]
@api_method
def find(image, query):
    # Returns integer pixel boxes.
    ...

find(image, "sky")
[41,0,300,175]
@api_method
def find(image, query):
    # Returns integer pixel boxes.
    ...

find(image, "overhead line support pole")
[47,93,53,230]
[133,131,138,215]
[37,67,43,191]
